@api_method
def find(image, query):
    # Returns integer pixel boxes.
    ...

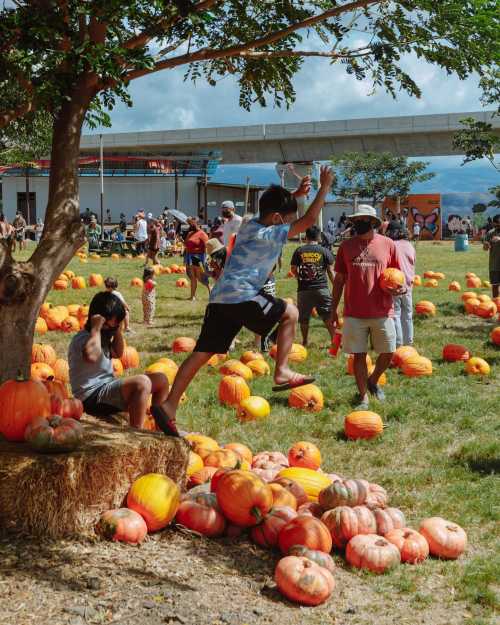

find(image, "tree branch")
[238,49,374,60]
[122,0,222,51]
[0,100,35,131]
[123,0,383,82]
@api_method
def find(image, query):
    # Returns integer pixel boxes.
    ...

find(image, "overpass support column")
[275,161,323,228]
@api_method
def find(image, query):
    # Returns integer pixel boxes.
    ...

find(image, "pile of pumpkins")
[96,438,467,608]
[36,300,89,335]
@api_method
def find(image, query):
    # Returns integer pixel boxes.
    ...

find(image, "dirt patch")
[0,532,471,625]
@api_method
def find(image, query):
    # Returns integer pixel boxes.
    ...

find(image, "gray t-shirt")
[68,330,114,401]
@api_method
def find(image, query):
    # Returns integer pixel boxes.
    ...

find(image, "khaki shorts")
[342,316,396,354]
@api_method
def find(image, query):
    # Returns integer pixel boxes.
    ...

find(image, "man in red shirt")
[331,205,403,409]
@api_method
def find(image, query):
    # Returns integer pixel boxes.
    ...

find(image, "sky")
[100,50,498,194]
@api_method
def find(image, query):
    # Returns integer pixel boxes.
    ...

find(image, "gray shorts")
[297,288,332,322]
[82,379,126,417]
[342,316,396,354]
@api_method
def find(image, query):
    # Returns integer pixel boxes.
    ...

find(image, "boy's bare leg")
[160,351,213,420]
[274,304,301,385]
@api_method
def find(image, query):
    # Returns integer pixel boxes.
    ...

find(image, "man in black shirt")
[290,225,336,346]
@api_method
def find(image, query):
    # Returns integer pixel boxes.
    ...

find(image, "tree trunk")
[0,84,94,383]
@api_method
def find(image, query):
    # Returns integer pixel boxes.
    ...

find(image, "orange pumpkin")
[218,375,251,406]
[121,346,140,370]
[112,358,124,377]
[464,297,481,315]
[278,515,332,554]
[288,441,321,470]
[464,357,490,376]
[250,506,297,549]
[412,275,422,286]
[60,316,80,333]
[216,470,273,527]
[433,272,445,280]
[188,466,218,489]
[53,358,69,383]
[390,345,419,368]
[96,508,148,545]
[474,301,497,319]
[346,353,372,375]
[127,473,180,532]
[344,410,383,440]
[88,273,104,287]
[466,276,481,288]
[219,359,253,380]
[269,343,308,363]
[130,277,143,287]
[346,534,401,573]
[31,362,55,382]
[221,444,250,466]
[415,300,436,316]
[185,433,219,459]
[53,278,68,290]
[32,343,57,366]
[442,344,471,363]
[246,359,271,376]
[71,276,86,289]
[465,272,477,279]
[385,528,429,564]
[175,492,226,537]
[418,517,467,559]
[172,336,196,353]
[45,307,68,330]
[240,351,264,364]
[272,477,309,507]
[423,271,435,279]
[461,291,478,302]
[490,326,500,346]
[35,317,48,334]
[176,278,189,288]
[321,505,376,548]
[288,384,324,413]
[401,355,433,377]
[477,294,491,303]
[274,556,335,606]
[0,376,51,441]
[424,279,438,288]
[448,281,461,292]
[145,361,176,385]
[379,268,405,292]
[269,483,298,509]
[372,507,406,536]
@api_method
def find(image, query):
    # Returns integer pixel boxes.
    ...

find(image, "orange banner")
[383,194,441,240]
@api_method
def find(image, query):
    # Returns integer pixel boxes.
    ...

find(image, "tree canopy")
[330,152,435,205]
[1,0,499,132]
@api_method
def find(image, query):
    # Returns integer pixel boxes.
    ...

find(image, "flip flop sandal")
[150,405,180,437]
[272,375,315,392]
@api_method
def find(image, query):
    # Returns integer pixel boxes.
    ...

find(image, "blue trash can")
[455,233,469,252]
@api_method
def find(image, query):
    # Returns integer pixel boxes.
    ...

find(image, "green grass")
[21,239,500,623]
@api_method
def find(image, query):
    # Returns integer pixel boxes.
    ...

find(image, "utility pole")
[99,134,104,238]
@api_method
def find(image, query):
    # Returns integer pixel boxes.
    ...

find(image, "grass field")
[20,240,500,624]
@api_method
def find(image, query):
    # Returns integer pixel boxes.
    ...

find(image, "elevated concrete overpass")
[81,111,499,164]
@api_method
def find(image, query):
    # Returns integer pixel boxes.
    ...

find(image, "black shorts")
[490,270,500,286]
[195,292,287,353]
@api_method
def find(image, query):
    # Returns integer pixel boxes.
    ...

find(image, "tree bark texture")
[0,84,94,383]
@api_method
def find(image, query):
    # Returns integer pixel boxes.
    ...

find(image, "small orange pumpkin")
[218,375,250,407]
[216,470,273,527]
[35,317,48,334]
[466,276,481,288]
[88,273,104,287]
[236,396,270,422]
[121,346,140,370]
[288,441,322,470]
[53,358,69,383]
[60,316,80,333]
[448,281,461,292]
[31,362,55,382]
[288,384,324,413]
[344,410,383,440]
[240,351,264,364]
[278,515,332,554]
[385,527,429,564]
[112,358,124,377]
[401,355,433,377]
[274,556,335,606]
[172,336,196,353]
[379,268,405,292]
[415,300,436,316]
[224,442,253,464]
[219,359,253,380]
[71,276,86,289]
[490,326,500,346]
[130,277,143,287]
[464,357,490,376]
[474,301,497,319]
[32,343,57,366]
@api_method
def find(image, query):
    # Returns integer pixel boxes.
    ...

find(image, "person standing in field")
[142,267,156,326]
[392,229,415,347]
[330,204,403,410]
[134,210,148,255]
[290,225,335,346]
[12,211,27,252]
[412,220,421,242]
[149,167,334,436]
[483,214,500,299]
[184,216,210,301]
[146,217,162,266]
[221,201,243,246]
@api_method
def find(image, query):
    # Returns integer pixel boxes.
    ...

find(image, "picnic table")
[88,239,138,256]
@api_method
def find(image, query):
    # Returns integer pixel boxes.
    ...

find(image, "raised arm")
[288,166,334,239]
[83,315,105,363]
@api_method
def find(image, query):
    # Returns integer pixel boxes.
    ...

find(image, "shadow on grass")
[451,439,500,475]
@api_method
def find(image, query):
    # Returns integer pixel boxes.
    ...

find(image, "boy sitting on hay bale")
[68,292,169,430]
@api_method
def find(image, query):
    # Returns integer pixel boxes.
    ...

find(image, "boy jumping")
[152,166,334,436]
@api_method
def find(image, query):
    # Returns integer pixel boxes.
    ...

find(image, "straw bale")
[0,416,189,538]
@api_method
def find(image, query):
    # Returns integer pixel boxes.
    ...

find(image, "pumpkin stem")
[251,506,262,524]
[16,369,26,382]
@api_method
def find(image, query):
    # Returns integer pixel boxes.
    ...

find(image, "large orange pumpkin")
[321,505,376,548]
[442,344,471,362]
[415,300,436,317]
[121,346,140,370]
[475,301,497,319]
[379,268,405,292]
[464,297,481,315]
[0,377,51,441]
[466,276,481,288]
[288,441,322,470]
[246,359,271,376]
[53,358,69,383]
[45,307,68,330]
[418,517,467,559]
[344,411,383,440]
[31,343,57,366]
[390,345,418,368]
[274,556,335,606]
[127,473,180,532]
[219,359,253,380]
[216,470,273,527]
[401,355,433,377]
[490,326,500,346]
[288,384,324,413]
[218,375,250,406]
[464,357,490,376]
[172,337,196,353]
[278,515,332,554]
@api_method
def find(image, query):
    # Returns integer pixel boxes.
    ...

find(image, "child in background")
[104,277,132,333]
[392,228,415,347]
[142,267,156,326]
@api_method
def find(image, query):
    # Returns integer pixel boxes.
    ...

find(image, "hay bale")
[0,416,189,539]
